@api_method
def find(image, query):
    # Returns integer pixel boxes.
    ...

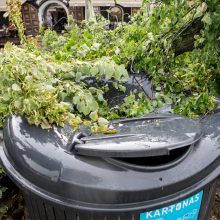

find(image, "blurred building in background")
[0,0,142,38]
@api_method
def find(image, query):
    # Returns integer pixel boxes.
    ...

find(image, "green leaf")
[76,72,82,81]
[97,93,104,101]
[118,85,126,93]
[72,96,80,105]
[89,111,98,121]
[12,84,21,91]
[41,120,51,129]
[2,94,11,102]
[45,84,55,91]
[98,117,109,126]
[90,66,99,76]
[202,13,212,25]
[82,106,91,115]
[88,100,99,111]
[14,100,22,109]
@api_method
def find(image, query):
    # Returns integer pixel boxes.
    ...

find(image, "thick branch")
[173,17,203,56]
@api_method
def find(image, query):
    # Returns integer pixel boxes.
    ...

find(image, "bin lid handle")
[68,132,202,158]
[66,115,202,158]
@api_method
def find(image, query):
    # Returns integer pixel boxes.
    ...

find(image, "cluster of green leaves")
[41,0,220,118]
[163,0,220,117]
[0,1,136,208]
[0,44,129,129]
[99,92,170,120]
[5,0,27,45]
[0,1,219,136]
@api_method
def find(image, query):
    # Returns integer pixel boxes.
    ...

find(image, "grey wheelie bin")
[0,112,220,220]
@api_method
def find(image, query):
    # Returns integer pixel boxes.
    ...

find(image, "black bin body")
[1,113,220,220]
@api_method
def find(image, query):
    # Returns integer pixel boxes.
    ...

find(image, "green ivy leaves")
[3,0,220,130]
[0,43,130,130]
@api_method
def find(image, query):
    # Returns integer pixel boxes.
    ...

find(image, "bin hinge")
[66,132,87,152]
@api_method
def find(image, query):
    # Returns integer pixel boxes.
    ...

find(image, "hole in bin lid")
[73,115,202,158]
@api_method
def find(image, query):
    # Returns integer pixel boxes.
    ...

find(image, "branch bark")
[173,17,203,56]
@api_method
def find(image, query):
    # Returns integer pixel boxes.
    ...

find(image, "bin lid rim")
[2,113,220,206]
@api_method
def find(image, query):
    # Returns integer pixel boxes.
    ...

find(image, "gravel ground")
[210,181,220,220]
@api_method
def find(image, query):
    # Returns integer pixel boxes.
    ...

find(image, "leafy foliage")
[1,0,220,216]
[41,0,219,118]
[1,0,220,130]
[5,0,27,44]
[0,44,129,129]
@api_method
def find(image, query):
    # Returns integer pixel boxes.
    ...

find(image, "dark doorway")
[44,3,68,32]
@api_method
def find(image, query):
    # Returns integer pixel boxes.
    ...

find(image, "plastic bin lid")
[3,114,219,208]
[69,114,202,158]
